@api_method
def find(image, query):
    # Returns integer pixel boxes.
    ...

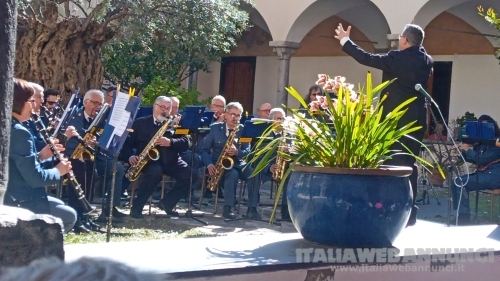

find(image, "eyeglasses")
[260,109,271,112]
[225,112,241,119]
[87,100,103,107]
[27,99,36,104]
[155,104,170,111]
[276,117,284,121]
[212,104,225,109]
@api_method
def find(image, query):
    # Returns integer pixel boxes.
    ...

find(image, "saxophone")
[125,117,173,181]
[71,105,109,160]
[206,125,240,191]
[272,134,287,183]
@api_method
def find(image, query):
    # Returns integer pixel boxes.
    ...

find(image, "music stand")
[176,106,209,225]
[224,120,281,226]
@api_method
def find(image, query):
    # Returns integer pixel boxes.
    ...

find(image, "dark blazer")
[201,122,250,169]
[120,115,190,165]
[4,118,61,214]
[342,40,433,125]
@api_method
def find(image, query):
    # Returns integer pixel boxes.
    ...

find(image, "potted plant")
[247,72,438,247]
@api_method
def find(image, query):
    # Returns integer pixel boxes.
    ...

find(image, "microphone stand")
[425,97,456,226]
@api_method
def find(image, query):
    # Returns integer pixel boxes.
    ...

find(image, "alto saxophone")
[125,117,173,181]
[71,105,109,160]
[272,134,288,183]
[206,125,240,192]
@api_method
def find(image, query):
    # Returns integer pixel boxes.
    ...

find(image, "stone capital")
[387,33,400,49]
[269,41,301,60]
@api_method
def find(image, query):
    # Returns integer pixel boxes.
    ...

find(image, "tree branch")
[82,2,106,31]
[70,0,89,18]
[103,6,129,28]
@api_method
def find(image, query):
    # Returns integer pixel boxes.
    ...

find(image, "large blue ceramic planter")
[287,165,413,247]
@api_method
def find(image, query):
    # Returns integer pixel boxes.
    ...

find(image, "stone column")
[269,41,301,108]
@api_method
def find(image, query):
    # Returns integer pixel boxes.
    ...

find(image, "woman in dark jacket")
[452,114,500,225]
[4,78,76,233]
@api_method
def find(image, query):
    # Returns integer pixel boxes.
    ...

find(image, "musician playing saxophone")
[264,108,291,221]
[120,96,194,219]
[5,78,77,233]
[201,102,259,220]
[65,90,126,229]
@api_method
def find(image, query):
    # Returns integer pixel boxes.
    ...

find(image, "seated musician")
[42,89,63,134]
[65,89,126,228]
[201,102,260,220]
[121,96,194,219]
[452,114,500,225]
[21,82,47,151]
[5,78,76,233]
[263,108,291,221]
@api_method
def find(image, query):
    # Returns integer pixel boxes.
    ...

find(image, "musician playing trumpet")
[65,90,126,230]
[5,78,77,233]
[120,96,194,219]
[201,102,259,220]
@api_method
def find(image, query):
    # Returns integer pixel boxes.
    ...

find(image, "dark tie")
[88,117,94,124]
[155,120,162,126]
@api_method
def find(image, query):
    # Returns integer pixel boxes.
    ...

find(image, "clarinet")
[31,113,96,215]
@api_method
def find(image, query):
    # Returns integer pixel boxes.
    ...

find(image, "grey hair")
[401,24,425,46]
[83,89,104,101]
[28,82,44,94]
[269,108,285,120]
[169,96,180,104]
[225,101,243,113]
[211,95,226,106]
[154,96,171,104]
[0,257,162,281]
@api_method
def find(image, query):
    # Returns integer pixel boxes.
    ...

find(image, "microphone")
[415,84,439,108]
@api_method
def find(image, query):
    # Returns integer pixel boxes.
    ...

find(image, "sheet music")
[108,92,129,135]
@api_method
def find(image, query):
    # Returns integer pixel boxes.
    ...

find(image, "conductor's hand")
[156,137,171,147]
[334,23,351,41]
[207,164,217,176]
[129,155,140,166]
[39,139,64,161]
[64,126,78,139]
[270,164,278,173]
[56,158,72,176]
[227,145,238,156]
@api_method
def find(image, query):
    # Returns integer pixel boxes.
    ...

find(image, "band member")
[43,89,61,111]
[121,96,194,219]
[452,115,500,225]
[105,86,116,106]
[335,23,433,226]
[65,89,126,229]
[201,102,259,219]
[210,95,226,123]
[5,78,76,233]
[257,103,272,119]
[264,108,291,221]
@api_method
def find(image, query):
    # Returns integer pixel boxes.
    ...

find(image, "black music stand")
[224,120,281,226]
[174,106,209,225]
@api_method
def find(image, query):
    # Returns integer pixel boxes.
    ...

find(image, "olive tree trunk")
[15,2,114,103]
[0,0,17,204]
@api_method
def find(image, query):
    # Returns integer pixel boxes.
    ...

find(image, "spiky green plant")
[246,72,441,222]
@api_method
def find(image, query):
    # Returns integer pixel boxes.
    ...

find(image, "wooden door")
[219,57,256,114]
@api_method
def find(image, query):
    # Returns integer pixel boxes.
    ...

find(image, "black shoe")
[86,217,101,230]
[130,208,144,219]
[166,210,179,217]
[246,207,261,220]
[112,207,127,218]
[73,219,91,234]
[281,205,291,221]
[223,205,236,219]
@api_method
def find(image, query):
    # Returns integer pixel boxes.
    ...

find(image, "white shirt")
[340,37,349,46]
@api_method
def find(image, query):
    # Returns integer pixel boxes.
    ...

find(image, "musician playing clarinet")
[5,78,77,233]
